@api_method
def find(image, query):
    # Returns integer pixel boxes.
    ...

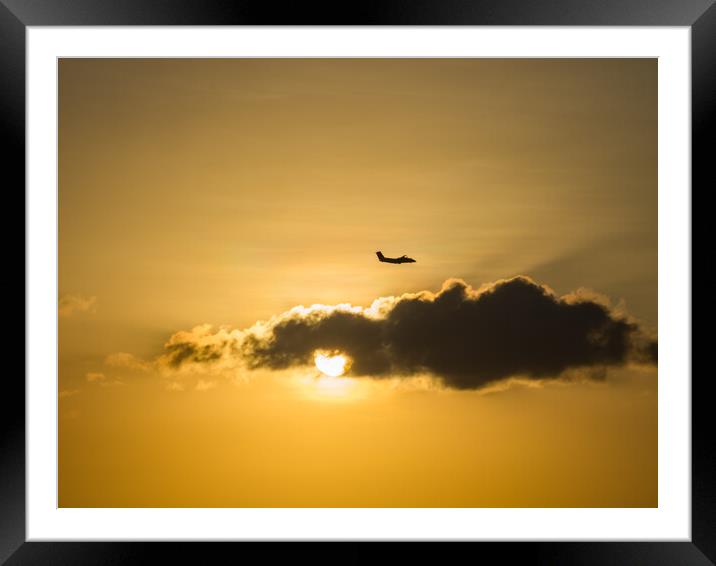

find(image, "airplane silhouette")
[376,251,416,264]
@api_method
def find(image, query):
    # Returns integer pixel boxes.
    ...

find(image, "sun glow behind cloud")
[303,351,358,401]
[290,373,364,403]
[314,351,350,377]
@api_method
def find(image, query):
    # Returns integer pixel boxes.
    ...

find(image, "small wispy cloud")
[59,389,81,399]
[104,352,152,372]
[59,294,97,317]
[86,371,124,387]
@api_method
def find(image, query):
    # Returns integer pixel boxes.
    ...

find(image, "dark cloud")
[155,324,243,373]
[238,276,657,389]
[241,310,388,375]
[164,340,225,368]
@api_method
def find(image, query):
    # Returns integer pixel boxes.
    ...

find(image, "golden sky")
[58,58,657,507]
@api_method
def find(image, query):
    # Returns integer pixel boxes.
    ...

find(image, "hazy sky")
[58,58,657,507]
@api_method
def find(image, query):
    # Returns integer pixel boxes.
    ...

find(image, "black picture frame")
[5,1,709,563]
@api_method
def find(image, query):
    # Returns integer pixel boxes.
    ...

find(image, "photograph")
[57,57,659,509]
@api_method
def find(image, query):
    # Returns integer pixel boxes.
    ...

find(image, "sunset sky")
[58,58,657,507]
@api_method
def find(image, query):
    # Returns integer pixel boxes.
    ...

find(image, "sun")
[314,351,350,377]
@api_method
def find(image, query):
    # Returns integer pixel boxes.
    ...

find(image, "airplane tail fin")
[376,251,384,260]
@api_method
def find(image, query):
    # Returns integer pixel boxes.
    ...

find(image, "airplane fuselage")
[376,251,416,264]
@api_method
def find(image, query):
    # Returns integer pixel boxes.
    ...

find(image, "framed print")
[5,0,710,563]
